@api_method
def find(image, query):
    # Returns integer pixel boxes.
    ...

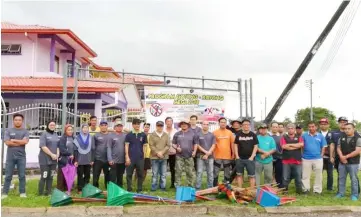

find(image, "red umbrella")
[62,160,77,195]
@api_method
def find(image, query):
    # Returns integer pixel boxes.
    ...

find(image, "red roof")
[1,22,97,57]
[1,77,122,93]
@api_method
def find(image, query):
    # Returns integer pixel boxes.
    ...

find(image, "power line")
[317,0,360,79]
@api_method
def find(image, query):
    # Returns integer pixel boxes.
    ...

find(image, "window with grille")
[1,44,22,55]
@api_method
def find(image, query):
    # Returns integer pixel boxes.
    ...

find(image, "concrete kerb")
[86,206,123,216]
[124,205,208,215]
[1,207,46,215]
[264,206,356,214]
[46,206,87,216]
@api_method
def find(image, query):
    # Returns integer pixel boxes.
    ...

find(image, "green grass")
[2,171,361,207]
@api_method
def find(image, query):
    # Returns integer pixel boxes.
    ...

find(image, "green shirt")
[256,135,276,164]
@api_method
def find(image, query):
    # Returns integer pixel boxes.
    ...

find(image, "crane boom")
[264,0,350,124]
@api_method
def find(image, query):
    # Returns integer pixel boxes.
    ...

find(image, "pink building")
[1,22,160,130]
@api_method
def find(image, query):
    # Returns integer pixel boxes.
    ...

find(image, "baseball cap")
[319,118,329,124]
[296,124,303,129]
[338,117,348,122]
[257,123,268,129]
[100,121,108,125]
[114,121,123,126]
[156,121,164,126]
[231,118,242,125]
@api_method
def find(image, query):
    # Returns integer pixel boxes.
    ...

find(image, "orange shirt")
[213,128,235,160]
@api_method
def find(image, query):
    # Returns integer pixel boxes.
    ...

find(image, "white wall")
[1,139,40,168]
[1,33,35,75]
[2,33,88,77]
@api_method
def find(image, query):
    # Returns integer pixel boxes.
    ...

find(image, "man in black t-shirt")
[234,119,259,188]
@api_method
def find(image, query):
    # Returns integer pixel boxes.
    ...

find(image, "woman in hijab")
[57,124,74,192]
[73,124,94,193]
[38,120,60,196]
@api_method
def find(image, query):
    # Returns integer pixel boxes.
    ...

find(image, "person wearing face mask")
[74,124,94,194]
[38,120,60,196]
[57,124,75,192]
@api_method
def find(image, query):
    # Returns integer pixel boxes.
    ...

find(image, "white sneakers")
[1,194,27,199]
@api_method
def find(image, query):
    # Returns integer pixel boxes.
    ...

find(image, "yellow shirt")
[144,134,151,158]
[89,126,100,136]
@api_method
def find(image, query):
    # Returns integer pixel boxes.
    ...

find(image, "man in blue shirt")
[302,122,327,194]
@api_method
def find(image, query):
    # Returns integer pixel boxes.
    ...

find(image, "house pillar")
[50,36,55,72]
[71,51,76,77]
[94,99,102,124]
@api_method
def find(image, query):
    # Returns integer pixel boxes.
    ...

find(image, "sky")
[2,0,361,121]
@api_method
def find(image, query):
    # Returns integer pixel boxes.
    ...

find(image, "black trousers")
[126,159,144,192]
[110,163,126,188]
[273,159,284,188]
[57,168,67,192]
[323,158,334,190]
[168,155,176,187]
[38,164,56,196]
[93,160,110,189]
[77,164,91,191]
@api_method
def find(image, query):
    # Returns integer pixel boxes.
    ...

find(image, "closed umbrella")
[62,160,77,195]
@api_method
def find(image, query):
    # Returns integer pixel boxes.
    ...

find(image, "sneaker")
[335,193,344,198]
[351,195,358,201]
[20,193,27,198]
[1,195,8,199]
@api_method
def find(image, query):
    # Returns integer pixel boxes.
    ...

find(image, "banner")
[144,86,234,124]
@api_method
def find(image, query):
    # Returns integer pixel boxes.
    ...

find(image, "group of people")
[2,113,360,201]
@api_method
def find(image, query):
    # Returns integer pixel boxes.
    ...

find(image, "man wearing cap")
[302,122,326,194]
[255,124,276,186]
[92,121,111,189]
[173,120,199,187]
[281,123,304,194]
[330,117,348,173]
[213,117,235,186]
[149,121,170,191]
[196,121,216,189]
[270,122,283,188]
[125,119,148,193]
[229,118,243,183]
[107,121,126,187]
[296,124,304,137]
[234,119,258,188]
[336,123,361,201]
[319,118,334,191]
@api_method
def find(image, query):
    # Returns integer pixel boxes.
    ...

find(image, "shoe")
[170,184,175,189]
[20,193,27,198]
[303,190,310,195]
[335,193,344,198]
[313,192,322,195]
[351,195,358,201]
[150,189,156,192]
[1,195,8,199]
[160,188,166,192]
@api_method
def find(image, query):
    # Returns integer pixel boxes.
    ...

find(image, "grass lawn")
[2,171,361,207]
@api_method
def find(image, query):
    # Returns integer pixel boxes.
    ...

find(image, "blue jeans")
[196,157,214,189]
[283,163,302,193]
[338,164,360,197]
[3,156,26,194]
[151,159,167,190]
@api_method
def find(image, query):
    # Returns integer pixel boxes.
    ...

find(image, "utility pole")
[264,0,350,124]
[305,79,314,121]
[62,66,68,132]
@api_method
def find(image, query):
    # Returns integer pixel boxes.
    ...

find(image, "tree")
[283,117,293,125]
[351,120,361,132]
[294,107,338,130]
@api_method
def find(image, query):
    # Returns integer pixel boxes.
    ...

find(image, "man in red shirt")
[280,123,304,194]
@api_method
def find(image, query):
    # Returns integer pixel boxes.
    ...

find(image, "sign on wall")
[144,86,234,124]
